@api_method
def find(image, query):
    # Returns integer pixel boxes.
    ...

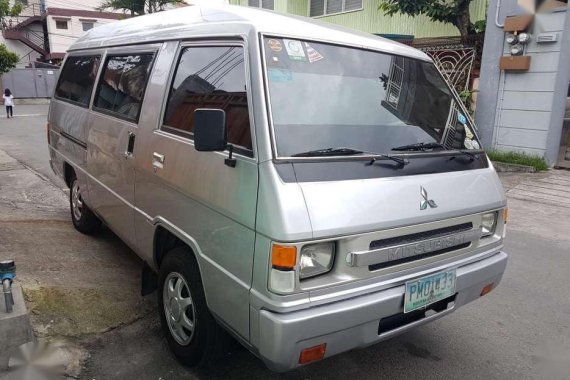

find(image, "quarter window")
[94,53,154,122]
[310,0,362,17]
[163,46,253,153]
[55,55,100,107]
[248,0,274,9]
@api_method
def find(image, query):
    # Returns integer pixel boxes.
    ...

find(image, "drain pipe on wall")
[495,0,505,27]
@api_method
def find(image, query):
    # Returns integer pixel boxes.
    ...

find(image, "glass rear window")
[55,55,100,107]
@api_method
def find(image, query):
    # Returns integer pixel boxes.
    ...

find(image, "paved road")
[0,106,569,379]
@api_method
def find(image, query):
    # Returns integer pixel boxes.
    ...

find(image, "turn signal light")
[503,208,509,224]
[480,283,494,297]
[271,244,296,269]
[299,344,326,364]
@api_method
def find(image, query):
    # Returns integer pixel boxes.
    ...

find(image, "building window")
[94,54,155,122]
[310,0,362,17]
[163,46,253,153]
[248,0,274,10]
[55,20,68,29]
[82,22,95,31]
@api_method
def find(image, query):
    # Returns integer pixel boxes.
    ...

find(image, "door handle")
[124,131,136,159]
[152,152,165,171]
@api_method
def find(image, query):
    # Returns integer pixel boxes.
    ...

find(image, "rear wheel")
[70,175,101,234]
[158,247,228,367]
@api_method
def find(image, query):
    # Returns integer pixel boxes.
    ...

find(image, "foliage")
[379,0,477,39]
[97,0,184,16]
[0,43,19,74]
[0,0,23,23]
[487,150,549,171]
[459,89,477,112]
[473,19,486,34]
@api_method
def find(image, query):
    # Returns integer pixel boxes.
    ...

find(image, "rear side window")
[55,55,100,107]
[94,53,154,122]
[163,46,253,153]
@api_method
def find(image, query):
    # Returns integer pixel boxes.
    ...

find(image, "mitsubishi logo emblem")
[420,186,438,210]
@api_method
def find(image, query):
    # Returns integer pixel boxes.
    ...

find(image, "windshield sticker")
[267,39,282,52]
[457,113,467,125]
[268,68,293,83]
[305,43,324,63]
[283,39,307,61]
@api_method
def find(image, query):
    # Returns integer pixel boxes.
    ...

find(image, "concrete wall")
[0,36,42,68]
[476,1,570,165]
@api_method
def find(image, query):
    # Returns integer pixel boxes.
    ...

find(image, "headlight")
[481,212,498,237]
[299,242,335,279]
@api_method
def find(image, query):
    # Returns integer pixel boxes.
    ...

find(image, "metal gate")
[0,68,58,98]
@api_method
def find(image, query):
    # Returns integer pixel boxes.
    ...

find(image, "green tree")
[97,0,184,16]
[0,0,23,24]
[379,0,478,40]
[0,44,19,74]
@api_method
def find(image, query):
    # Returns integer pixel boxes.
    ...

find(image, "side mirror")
[193,108,237,167]
[194,109,227,151]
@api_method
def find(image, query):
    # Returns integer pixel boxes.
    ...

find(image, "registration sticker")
[283,39,307,61]
[458,113,467,125]
[404,270,456,313]
[268,68,293,83]
[305,43,324,63]
[267,39,282,52]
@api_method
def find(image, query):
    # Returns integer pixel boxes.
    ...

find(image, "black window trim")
[159,40,255,159]
[54,53,102,109]
[92,50,158,124]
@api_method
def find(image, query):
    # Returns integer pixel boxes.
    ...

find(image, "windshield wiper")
[392,142,446,151]
[292,147,364,157]
[392,142,479,162]
[291,147,409,166]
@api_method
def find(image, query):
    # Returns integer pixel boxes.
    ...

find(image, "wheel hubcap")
[163,272,195,346]
[71,182,83,220]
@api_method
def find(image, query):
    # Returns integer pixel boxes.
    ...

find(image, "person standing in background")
[3,89,14,118]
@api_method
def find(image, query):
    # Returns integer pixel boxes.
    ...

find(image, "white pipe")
[495,0,505,28]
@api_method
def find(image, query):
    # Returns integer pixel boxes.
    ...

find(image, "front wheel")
[158,247,228,367]
[70,176,101,234]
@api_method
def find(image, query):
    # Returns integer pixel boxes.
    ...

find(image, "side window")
[94,53,154,122]
[55,55,100,107]
[163,46,253,153]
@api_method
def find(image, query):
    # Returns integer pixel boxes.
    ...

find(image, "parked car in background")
[47,4,508,372]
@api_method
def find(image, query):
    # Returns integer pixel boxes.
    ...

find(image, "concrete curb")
[492,161,538,173]
[0,283,34,370]
[12,99,50,106]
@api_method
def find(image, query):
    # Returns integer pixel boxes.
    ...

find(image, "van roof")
[70,4,430,61]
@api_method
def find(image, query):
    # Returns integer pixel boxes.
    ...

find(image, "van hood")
[297,167,506,239]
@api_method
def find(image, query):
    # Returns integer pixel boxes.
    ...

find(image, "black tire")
[69,175,101,234]
[158,246,229,368]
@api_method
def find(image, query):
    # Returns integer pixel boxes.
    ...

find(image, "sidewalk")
[0,148,153,341]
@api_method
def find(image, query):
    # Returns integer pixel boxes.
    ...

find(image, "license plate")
[404,269,456,313]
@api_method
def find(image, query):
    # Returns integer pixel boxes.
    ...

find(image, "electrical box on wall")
[501,14,534,72]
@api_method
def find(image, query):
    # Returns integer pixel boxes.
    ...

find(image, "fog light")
[299,344,326,364]
[480,283,494,297]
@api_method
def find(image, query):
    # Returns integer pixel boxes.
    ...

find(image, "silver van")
[47,4,508,372]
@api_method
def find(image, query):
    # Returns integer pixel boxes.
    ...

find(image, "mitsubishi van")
[47,4,508,372]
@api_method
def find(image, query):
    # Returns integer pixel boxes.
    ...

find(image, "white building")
[1,0,122,66]
[44,7,122,61]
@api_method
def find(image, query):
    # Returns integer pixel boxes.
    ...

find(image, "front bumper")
[257,251,508,372]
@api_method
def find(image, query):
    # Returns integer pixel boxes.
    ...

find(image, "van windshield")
[262,37,480,158]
